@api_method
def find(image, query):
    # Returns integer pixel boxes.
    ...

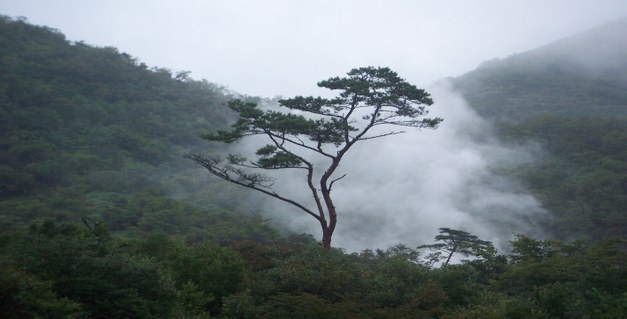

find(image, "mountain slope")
[450,19,627,240]
[452,18,627,120]
[0,16,279,243]
[0,16,230,196]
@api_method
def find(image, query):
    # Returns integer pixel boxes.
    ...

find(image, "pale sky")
[2,0,626,97]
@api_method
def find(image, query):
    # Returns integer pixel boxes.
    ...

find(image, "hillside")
[451,19,627,240]
[452,18,627,121]
[0,16,278,242]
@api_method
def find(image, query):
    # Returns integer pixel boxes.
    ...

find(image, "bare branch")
[186,154,323,222]
[329,174,347,191]
[194,155,276,188]
[359,131,406,141]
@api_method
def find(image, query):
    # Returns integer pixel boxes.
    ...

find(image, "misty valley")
[1,16,626,318]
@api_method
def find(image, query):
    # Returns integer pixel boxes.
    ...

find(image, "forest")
[0,16,625,318]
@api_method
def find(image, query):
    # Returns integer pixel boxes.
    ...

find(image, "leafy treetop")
[190,66,442,249]
[418,227,495,267]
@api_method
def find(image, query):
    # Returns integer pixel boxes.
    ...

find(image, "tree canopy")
[189,67,442,249]
[418,227,495,267]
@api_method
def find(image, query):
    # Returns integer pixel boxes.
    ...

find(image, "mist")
[3,1,626,98]
[219,82,547,252]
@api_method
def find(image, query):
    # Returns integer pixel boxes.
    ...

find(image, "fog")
[535,18,627,75]
[221,82,546,251]
[1,1,626,97]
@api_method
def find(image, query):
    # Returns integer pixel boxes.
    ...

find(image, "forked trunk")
[321,227,333,250]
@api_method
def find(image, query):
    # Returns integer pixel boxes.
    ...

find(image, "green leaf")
[256,152,303,169]
[256,145,278,157]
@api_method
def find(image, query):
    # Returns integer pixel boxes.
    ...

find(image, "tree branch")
[359,131,406,141]
[329,174,347,191]
[266,130,335,159]
[186,154,323,222]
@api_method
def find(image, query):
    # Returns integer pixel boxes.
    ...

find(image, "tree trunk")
[443,245,457,267]
[321,227,333,250]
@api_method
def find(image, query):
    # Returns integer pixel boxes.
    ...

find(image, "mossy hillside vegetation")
[0,15,272,239]
[452,18,627,240]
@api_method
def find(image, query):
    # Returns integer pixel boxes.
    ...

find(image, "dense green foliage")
[452,19,627,241]
[0,15,625,318]
[1,220,625,318]
[497,117,627,239]
[0,15,271,238]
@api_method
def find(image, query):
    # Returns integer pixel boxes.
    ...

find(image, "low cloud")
[224,82,548,251]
